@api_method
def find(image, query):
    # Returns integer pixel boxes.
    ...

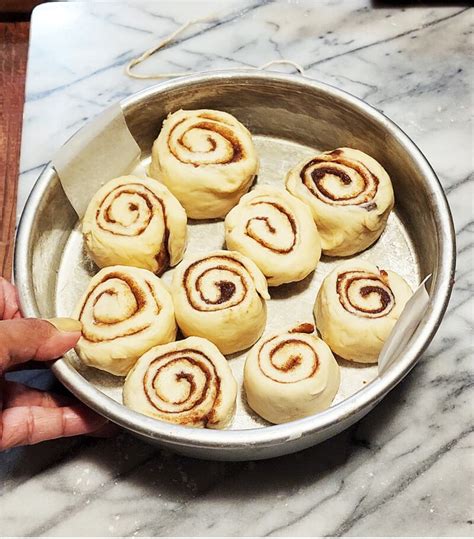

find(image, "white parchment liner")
[53,103,141,218]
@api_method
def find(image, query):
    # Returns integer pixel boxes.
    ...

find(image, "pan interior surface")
[55,137,420,431]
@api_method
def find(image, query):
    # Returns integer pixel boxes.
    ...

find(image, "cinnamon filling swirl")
[79,272,160,343]
[74,265,178,376]
[336,270,395,318]
[82,175,187,276]
[96,183,168,237]
[143,351,220,423]
[183,256,250,311]
[244,325,340,424]
[244,201,297,254]
[168,117,244,165]
[150,109,258,219]
[123,336,237,428]
[258,335,319,384]
[300,157,379,206]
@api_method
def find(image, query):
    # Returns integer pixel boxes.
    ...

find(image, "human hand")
[0,277,109,450]
[0,276,21,320]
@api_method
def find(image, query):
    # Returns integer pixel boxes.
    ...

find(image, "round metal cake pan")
[14,71,455,460]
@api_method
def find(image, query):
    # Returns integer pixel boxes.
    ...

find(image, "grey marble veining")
[2,0,473,536]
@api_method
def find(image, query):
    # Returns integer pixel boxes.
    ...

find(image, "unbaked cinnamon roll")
[224,186,321,286]
[82,175,187,275]
[149,109,259,219]
[314,260,413,363]
[73,266,177,376]
[244,323,340,424]
[171,250,269,355]
[123,336,237,429]
[286,148,394,256]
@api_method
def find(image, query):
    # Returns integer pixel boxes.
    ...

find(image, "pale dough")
[73,266,177,376]
[314,259,413,363]
[82,175,187,275]
[171,250,269,355]
[244,324,340,424]
[123,336,237,429]
[286,148,394,256]
[225,186,321,286]
[149,109,259,219]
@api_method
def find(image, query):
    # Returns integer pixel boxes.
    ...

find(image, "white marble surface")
[2,0,473,536]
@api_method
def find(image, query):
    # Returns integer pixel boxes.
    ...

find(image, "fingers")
[0,315,117,449]
[0,278,21,320]
[2,381,73,409]
[0,318,82,373]
[0,404,108,450]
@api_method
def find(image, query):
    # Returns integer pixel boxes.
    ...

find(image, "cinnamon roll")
[123,337,237,429]
[314,260,413,363]
[171,250,269,355]
[224,186,321,286]
[82,175,187,275]
[149,109,259,219]
[286,148,394,256]
[73,266,177,376]
[244,323,340,424]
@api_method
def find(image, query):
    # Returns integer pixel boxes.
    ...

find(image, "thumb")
[0,318,82,373]
[0,277,21,320]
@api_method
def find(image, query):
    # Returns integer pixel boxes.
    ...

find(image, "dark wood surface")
[0,1,44,16]
[0,21,30,278]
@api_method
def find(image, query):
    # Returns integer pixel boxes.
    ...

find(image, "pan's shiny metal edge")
[14,71,456,460]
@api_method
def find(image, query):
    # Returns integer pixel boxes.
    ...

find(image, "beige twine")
[125,15,305,80]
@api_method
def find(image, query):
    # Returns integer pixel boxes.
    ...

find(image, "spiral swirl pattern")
[123,337,237,429]
[183,254,253,312]
[258,331,319,384]
[96,183,162,236]
[149,109,259,219]
[336,270,395,318]
[167,113,244,165]
[74,266,176,376]
[144,351,218,415]
[172,250,269,355]
[244,325,340,424]
[286,148,394,256]
[225,187,321,286]
[300,149,379,207]
[314,260,413,363]
[245,201,297,253]
[82,175,187,275]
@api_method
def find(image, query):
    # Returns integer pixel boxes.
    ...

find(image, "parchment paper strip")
[378,275,431,375]
[53,103,141,218]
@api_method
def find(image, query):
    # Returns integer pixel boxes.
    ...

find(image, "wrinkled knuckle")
[61,409,68,436]
[27,319,56,341]
[26,408,36,445]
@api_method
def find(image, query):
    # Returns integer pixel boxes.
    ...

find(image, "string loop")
[125,15,305,80]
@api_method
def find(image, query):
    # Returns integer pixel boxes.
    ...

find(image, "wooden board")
[0,21,30,278]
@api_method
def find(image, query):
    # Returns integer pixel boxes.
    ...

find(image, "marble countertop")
[2,1,472,536]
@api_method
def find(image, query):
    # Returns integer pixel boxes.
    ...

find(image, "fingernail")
[47,317,82,333]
